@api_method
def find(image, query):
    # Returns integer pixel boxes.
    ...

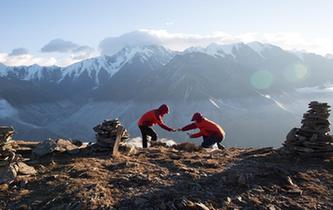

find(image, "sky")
[1,0,333,66]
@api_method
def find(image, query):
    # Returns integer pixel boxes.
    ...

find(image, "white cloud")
[2,30,333,67]
[0,50,96,67]
[0,43,96,67]
[0,53,57,66]
[147,30,333,55]
[100,29,333,56]
[99,31,162,55]
[41,39,79,53]
[236,32,333,55]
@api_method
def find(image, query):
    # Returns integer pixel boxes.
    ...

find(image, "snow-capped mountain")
[183,42,276,59]
[0,45,174,85]
[60,45,174,85]
[1,42,333,145]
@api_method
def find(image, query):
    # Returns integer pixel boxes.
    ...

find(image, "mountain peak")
[184,42,245,58]
[59,45,175,85]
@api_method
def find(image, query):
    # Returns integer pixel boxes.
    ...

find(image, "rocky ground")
[1,140,333,210]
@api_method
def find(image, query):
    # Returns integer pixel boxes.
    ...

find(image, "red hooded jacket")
[181,117,225,139]
[137,106,173,131]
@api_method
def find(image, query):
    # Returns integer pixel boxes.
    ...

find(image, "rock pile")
[1,126,16,184]
[1,126,36,184]
[283,101,333,157]
[93,119,129,151]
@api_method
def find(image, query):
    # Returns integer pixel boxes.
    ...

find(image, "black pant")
[202,135,223,148]
[139,126,158,148]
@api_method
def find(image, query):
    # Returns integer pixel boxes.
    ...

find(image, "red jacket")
[181,117,225,139]
[138,110,173,131]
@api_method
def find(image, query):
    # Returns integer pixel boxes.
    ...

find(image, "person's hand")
[177,128,183,132]
[170,129,177,132]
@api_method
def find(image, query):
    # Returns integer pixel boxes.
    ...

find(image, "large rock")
[55,139,78,152]
[32,140,58,157]
[32,139,79,157]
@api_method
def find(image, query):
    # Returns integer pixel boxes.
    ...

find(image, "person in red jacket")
[138,104,176,148]
[179,112,225,149]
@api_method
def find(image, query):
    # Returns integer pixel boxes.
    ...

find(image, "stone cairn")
[0,126,17,184]
[93,119,129,152]
[0,126,15,165]
[283,101,333,157]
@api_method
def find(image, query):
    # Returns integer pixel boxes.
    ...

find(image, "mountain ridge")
[1,42,333,142]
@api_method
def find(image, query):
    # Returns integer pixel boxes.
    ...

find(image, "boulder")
[32,140,58,157]
[32,139,79,157]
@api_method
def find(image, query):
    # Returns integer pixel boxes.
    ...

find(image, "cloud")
[41,38,84,53]
[0,50,98,67]
[141,29,239,50]
[37,39,96,66]
[8,48,29,56]
[1,41,96,67]
[99,31,162,55]
[98,30,243,55]
[235,32,333,55]
[0,53,57,66]
[40,39,95,62]
[70,45,95,60]
[99,29,333,56]
[3,30,333,67]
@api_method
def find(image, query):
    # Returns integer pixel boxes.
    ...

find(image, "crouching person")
[179,112,225,149]
[138,104,176,148]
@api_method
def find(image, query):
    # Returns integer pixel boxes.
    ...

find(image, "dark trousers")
[139,125,158,148]
[201,135,223,148]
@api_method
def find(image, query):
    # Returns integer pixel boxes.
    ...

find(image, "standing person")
[179,112,225,149]
[138,104,176,148]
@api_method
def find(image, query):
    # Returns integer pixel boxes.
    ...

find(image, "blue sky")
[1,0,333,66]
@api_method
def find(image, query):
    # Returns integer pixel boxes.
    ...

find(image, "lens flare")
[250,70,274,89]
[284,63,309,82]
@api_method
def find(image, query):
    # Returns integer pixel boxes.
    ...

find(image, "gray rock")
[32,139,79,157]
[32,140,58,157]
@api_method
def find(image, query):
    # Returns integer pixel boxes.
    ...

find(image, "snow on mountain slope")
[184,43,239,58]
[184,42,280,59]
[246,41,275,58]
[60,45,175,84]
[22,64,44,80]
[0,45,175,85]
[0,64,62,82]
